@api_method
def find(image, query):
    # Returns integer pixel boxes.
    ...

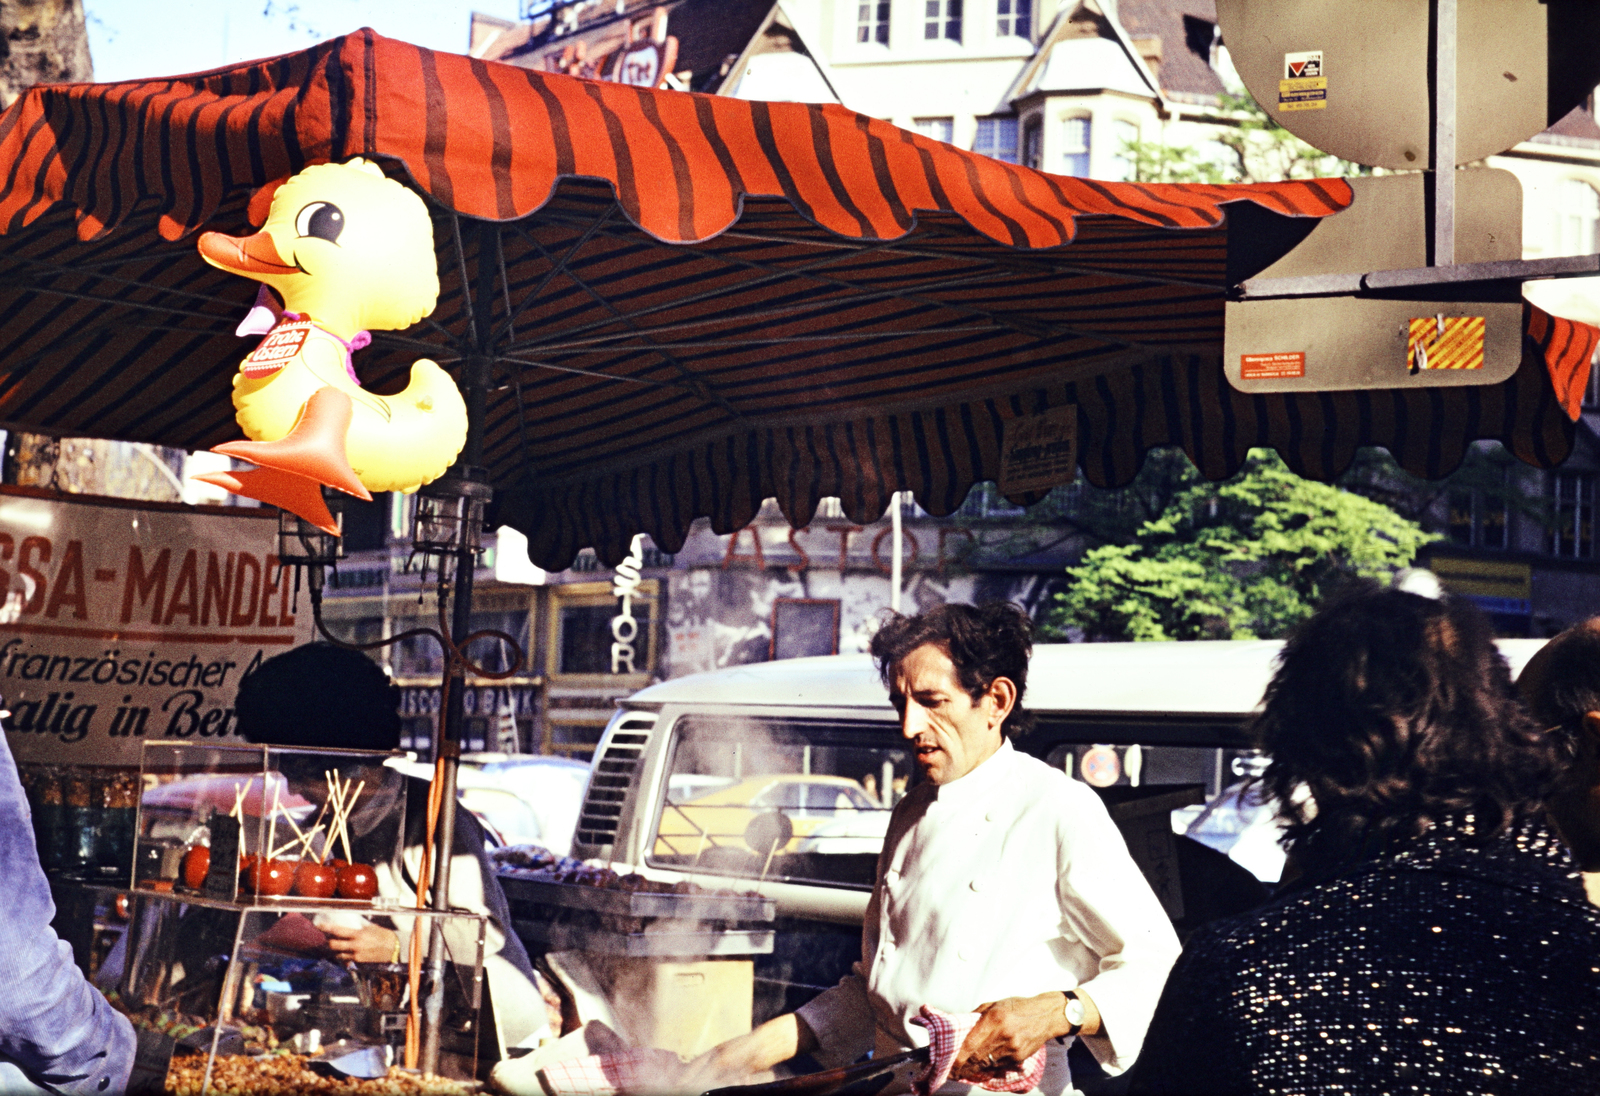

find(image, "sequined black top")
[1126,816,1600,1095]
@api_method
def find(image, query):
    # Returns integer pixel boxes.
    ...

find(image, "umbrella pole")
[421,343,494,1076]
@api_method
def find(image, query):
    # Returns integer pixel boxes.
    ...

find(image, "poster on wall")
[0,487,312,767]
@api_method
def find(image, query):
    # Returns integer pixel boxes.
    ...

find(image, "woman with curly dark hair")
[1127,584,1600,1096]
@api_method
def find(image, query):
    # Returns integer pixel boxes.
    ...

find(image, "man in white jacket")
[697,603,1180,1094]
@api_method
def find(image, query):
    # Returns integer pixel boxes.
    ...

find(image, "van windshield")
[649,718,915,890]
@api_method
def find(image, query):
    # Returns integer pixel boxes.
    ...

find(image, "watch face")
[1065,996,1085,1025]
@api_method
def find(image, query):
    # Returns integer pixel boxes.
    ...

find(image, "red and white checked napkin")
[909,1006,1047,1095]
[535,1048,684,1096]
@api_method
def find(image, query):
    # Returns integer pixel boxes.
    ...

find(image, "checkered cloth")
[909,1006,1048,1095]
[535,1048,684,1096]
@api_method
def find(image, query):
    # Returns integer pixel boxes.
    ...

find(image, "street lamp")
[410,466,493,583]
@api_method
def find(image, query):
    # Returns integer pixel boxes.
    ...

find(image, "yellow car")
[653,774,882,860]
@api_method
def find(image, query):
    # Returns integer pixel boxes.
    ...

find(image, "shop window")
[924,0,962,41]
[558,601,653,674]
[1062,116,1091,177]
[649,719,918,889]
[857,0,890,44]
[1022,116,1042,169]
[1549,471,1596,559]
[771,598,841,660]
[997,0,1031,39]
[973,116,1019,163]
[1553,178,1600,257]
[913,116,953,144]
[548,580,659,681]
[1113,119,1140,181]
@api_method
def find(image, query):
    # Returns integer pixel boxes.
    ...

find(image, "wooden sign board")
[1216,0,1600,170]
[1225,169,1525,393]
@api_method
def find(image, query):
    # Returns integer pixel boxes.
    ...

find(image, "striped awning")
[0,30,1590,568]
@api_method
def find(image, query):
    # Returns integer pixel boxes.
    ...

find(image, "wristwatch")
[1062,990,1085,1036]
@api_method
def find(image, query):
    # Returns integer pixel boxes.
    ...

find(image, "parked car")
[387,752,591,855]
[653,773,883,860]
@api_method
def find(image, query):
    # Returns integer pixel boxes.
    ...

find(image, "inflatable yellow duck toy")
[192,158,467,533]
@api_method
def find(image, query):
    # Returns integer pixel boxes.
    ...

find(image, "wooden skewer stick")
[321,773,341,864]
[337,780,365,865]
[266,784,280,866]
[296,800,331,860]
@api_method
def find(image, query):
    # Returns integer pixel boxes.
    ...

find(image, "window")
[650,719,918,889]
[924,0,961,41]
[1022,116,1042,169]
[913,116,954,144]
[558,602,654,673]
[857,1,890,44]
[997,0,1031,39]
[1062,116,1092,177]
[1553,179,1600,257]
[1586,346,1600,409]
[1113,119,1140,181]
[547,580,659,679]
[973,116,1019,163]
[1550,471,1596,559]
[770,598,841,660]
[1447,477,1508,551]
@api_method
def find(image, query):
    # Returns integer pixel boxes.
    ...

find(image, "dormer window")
[924,0,962,42]
[997,0,1031,40]
[857,1,890,45]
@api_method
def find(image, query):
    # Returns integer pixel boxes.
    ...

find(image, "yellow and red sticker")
[241,319,313,380]
[1407,315,1485,372]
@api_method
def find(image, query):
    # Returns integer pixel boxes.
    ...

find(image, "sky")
[84,0,522,83]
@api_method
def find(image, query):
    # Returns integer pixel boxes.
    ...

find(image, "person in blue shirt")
[0,704,134,1095]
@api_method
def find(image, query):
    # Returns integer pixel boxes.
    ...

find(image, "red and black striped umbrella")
[0,30,1589,567]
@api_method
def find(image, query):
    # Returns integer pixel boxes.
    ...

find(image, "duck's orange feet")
[212,386,372,501]
[191,467,340,535]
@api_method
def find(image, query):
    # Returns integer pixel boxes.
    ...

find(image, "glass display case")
[117,742,489,1090]
[132,741,409,902]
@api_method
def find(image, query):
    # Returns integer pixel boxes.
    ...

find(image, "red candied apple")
[248,858,295,896]
[293,860,338,899]
[336,862,377,900]
[182,845,210,890]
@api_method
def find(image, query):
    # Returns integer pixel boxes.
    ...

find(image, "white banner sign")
[0,488,312,766]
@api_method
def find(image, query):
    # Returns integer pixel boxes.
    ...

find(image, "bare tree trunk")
[0,0,91,107]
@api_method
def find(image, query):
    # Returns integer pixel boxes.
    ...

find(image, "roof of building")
[471,0,779,94]
[1117,0,1226,101]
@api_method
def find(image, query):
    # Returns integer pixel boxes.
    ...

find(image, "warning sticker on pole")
[1279,51,1326,111]
[999,407,1078,497]
[1240,352,1306,380]
[1408,315,1486,371]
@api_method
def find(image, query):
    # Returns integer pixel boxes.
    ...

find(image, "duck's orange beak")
[197,229,299,275]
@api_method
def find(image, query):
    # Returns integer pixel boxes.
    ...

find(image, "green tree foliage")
[1121,91,1373,184]
[1045,449,1437,641]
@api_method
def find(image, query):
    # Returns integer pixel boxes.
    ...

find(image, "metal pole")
[890,491,903,613]
[422,222,500,1076]
[1426,0,1457,266]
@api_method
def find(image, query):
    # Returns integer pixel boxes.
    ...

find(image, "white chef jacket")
[796,741,1179,1089]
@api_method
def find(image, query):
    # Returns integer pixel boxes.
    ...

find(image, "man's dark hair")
[869,602,1034,737]
[1255,584,1561,871]
[234,642,401,752]
[1520,620,1600,738]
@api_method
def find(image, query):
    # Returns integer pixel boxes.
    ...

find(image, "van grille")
[574,715,654,851]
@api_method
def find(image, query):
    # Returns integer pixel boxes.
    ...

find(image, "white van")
[539,639,1547,1020]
